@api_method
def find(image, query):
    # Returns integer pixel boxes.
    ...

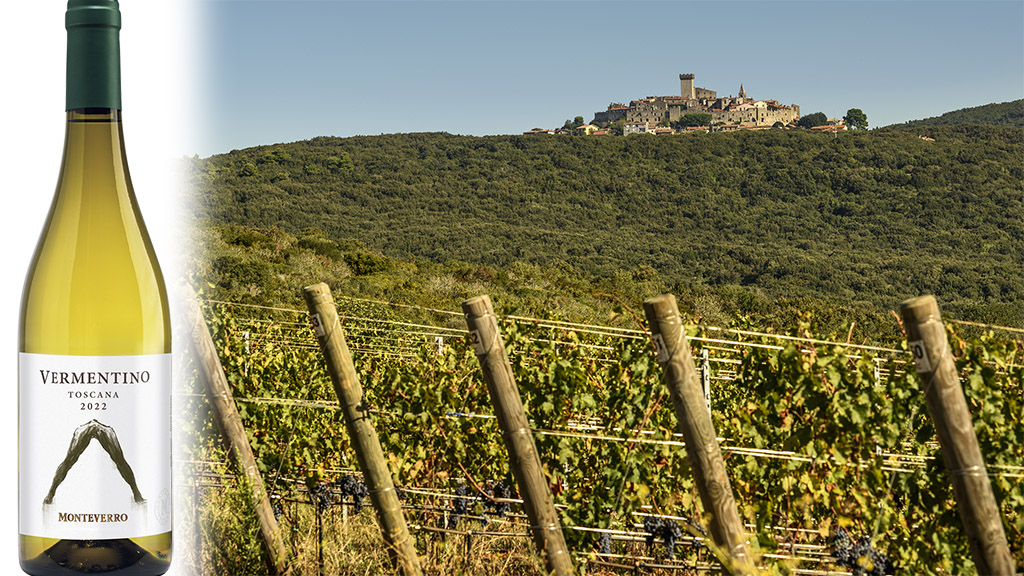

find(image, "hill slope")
[885,100,1024,129]
[189,125,1024,324]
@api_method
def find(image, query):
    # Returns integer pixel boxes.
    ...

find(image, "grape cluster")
[598,531,612,555]
[642,516,684,560]
[447,484,470,529]
[482,480,511,518]
[643,516,661,548]
[308,483,333,512]
[271,502,284,521]
[681,515,706,550]
[335,475,369,514]
[830,528,894,576]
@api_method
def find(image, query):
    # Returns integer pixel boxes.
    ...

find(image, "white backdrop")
[0,2,199,574]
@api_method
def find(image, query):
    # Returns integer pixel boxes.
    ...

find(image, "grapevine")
[184,299,1024,574]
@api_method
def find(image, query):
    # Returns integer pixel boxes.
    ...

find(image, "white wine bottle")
[19,1,172,574]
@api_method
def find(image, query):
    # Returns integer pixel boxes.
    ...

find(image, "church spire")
[738,83,746,98]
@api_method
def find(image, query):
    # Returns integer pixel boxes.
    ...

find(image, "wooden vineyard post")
[462,295,576,576]
[899,296,1015,575]
[182,285,291,575]
[643,294,757,576]
[302,283,424,576]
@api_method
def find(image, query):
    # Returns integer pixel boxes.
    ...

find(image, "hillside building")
[593,74,800,130]
[623,121,654,135]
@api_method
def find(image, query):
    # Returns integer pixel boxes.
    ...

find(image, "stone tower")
[680,73,696,99]
[739,84,746,98]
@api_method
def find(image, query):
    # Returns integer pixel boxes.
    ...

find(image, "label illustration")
[20,353,172,540]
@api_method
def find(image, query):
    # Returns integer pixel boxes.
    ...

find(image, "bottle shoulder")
[21,185,170,355]
[21,116,170,355]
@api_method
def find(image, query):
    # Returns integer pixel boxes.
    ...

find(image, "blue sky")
[198,0,1024,156]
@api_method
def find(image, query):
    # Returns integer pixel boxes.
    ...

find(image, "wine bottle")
[19,1,172,574]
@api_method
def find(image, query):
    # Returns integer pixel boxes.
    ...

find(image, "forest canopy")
[188,121,1024,329]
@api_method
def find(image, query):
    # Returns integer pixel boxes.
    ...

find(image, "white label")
[908,340,932,373]
[310,313,326,338]
[19,353,172,540]
[469,330,486,355]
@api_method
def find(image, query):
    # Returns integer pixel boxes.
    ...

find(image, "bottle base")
[20,535,171,576]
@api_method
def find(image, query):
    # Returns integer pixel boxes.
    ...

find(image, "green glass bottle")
[19,1,172,574]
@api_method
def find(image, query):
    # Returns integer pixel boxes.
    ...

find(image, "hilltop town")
[528,73,831,136]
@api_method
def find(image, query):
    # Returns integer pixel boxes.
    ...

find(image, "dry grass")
[175,476,722,575]
[276,505,545,576]
[178,477,558,575]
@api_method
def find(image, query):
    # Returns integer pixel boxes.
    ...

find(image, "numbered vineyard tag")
[652,333,670,363]
[469,330,486,355]
[310,313,326,338]
[909,340,931,373]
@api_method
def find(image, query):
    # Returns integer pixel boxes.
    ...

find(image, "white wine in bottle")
[19,1,172,574]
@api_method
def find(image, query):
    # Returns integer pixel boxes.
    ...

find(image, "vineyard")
[176,290,1023,575]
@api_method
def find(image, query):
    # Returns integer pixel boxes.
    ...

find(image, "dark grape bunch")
[681,515,706,550]
[336,475,369,514]
[598,530,612,555]
[643,515,662,548]
[830,528,894,576]
[661,520,683,560]
[271,502,284,521]
[642,516,684,560]
[447,484,470,529]
[308,483,333,512]
[482,480,512,518]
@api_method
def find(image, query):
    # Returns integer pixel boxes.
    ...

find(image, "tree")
[325,153,353,173]
[674,113,713,129]
[563,116,586,130]
[844,108,868,130]
[238,161,259,177]
[797,112,828,129]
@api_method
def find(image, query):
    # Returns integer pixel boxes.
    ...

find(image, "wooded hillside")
[188,123,1024,327]
[883,99,1024,129]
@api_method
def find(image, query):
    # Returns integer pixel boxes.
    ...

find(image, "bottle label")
[19,353,172,540]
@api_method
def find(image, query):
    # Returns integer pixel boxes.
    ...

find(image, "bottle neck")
[61,108,131,198]
[66,1,122,110]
